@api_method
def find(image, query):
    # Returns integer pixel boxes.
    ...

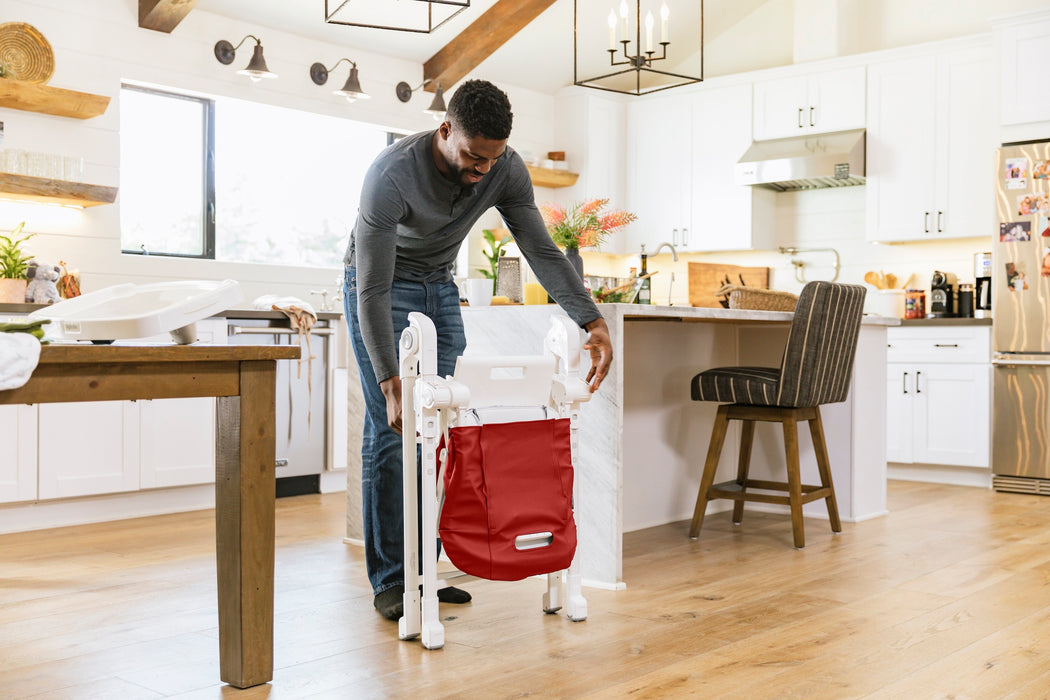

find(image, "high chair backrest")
[452,354,557,409]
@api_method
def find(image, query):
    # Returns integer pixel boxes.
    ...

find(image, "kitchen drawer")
[887,326,991,364]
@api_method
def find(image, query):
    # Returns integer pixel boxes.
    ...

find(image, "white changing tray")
[28,279,242,344]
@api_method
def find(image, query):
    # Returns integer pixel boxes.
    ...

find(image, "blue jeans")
[343,267,467,595]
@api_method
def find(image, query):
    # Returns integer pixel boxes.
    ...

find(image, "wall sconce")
[214,35,277,82]
[310,58,370,102]
[395,79,446,118]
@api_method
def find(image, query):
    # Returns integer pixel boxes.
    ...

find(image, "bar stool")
[688,281,866,548]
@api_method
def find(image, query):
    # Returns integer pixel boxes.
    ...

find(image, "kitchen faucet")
[650,242,679,305]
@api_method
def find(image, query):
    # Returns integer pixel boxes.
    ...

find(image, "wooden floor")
[3,481,1050,699]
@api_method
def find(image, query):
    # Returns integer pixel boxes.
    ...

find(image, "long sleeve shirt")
[345,129,602,384]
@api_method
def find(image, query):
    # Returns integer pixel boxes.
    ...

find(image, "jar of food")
[904,289,926,319]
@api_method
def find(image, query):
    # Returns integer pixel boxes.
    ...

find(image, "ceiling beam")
[423,0,557,92]
[139,0,198,33]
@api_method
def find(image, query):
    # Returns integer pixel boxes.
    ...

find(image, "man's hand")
[582,317,613,392]
[380,376,403,435]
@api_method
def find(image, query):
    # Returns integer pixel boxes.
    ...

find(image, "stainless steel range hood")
[735,129,865,192]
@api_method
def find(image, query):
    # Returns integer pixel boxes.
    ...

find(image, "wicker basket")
[0,22,54,84]
[715,284,798,312]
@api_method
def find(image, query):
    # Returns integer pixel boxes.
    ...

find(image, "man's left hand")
[582,317,612,392]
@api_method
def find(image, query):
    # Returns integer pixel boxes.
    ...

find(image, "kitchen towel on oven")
[438,417,577,581]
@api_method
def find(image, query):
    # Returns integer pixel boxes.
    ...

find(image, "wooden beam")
[423,0,557,92]
[139,0,199,33]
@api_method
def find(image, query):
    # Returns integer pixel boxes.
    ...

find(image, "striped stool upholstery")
[689,281,866,548]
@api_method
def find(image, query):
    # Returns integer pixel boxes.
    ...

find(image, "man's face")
[435,121,507,187]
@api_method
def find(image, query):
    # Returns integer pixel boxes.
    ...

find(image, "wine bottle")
[637,247,651,305]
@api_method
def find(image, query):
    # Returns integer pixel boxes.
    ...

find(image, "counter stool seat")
[688,281,866,549]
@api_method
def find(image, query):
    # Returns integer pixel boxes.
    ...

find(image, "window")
[120,85,391,267]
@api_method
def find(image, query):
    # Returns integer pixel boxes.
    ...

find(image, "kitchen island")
[345,303,894,589]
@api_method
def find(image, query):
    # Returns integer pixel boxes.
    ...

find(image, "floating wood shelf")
[0,79,110,119]
[526,164,579,188]
[0,172,117,208]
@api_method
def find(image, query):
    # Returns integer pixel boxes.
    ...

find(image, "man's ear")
[437,120,452,140]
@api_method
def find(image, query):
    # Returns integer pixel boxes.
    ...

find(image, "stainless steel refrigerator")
[992,140,1050,494]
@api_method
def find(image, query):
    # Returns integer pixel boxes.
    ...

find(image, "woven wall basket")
[715,284,799,312]
[0,22,55,84]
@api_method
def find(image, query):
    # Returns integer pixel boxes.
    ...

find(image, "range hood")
[735,129,865,192]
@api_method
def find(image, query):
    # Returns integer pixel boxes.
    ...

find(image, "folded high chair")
[397,312,593,649]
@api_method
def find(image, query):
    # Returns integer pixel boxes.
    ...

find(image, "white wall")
[0,0,559,304]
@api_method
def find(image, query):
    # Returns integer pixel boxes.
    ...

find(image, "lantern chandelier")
[325,0,469,34]
[574,0,703,96]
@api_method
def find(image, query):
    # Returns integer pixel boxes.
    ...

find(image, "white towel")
[0,333,41,391]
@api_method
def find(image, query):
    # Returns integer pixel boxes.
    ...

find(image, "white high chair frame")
[397,311,592,649]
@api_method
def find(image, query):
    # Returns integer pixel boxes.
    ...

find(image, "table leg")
[215,360,276,688]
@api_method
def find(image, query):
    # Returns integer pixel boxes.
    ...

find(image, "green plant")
[478,228,511,293]
[0,222,34,279]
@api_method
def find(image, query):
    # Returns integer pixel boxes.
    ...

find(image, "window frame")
[120,83,216,259]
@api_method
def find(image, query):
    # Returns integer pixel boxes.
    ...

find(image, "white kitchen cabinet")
[139,397,216,488]
[866,42,995,243]
[625,90,692,254]
[553,90,627,252]
[752,66,866,140]
[38,401,140,499]
[690,82,775,252]
[998,11,1050,126]
[886,326,991,468]
[0,405,37,503]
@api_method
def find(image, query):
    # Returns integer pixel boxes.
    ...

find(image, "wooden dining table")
[0,342,300,689]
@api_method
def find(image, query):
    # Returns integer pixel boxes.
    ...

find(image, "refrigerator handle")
[902,371,908,394]
[916,371,922,393]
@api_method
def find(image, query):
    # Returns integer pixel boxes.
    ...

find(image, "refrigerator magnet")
[1005,156,1029,189]
[1005,262,1029,292]
[1001,221,1031,242]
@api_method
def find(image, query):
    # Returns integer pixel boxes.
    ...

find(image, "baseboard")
[888,463,993,488]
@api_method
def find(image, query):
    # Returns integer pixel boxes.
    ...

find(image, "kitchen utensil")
[0,22,55,84]
[899,273,915,290]
[863,271,883,289]
[885,273,898,289]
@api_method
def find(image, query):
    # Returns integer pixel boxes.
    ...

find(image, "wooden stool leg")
[781,412,806,549]
[690,405,730,539]
[733,419,755,525]
[809,407,842,533]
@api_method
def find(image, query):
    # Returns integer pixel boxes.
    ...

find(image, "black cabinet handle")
[916,371,922,393]
[934,343,958,348]
[903,371,908,394]
[798,107,804,128]
[809,106,815,127]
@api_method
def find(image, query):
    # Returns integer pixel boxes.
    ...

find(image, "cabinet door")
[865,55,938,242]
[139,398,216,488]
[752,74,808,140]
[38,401,139,499]
[625,93,692,252]
[934,46,995,239]
[885,364,914,463]
[807,66,866,134]
[691,82,774,252]
[913,363,991,468]
[0,405,37,503]
[1000,16,1050,126]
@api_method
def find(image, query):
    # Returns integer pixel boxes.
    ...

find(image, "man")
[343,79,612,621]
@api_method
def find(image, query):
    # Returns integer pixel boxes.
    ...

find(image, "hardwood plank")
[1,482,1049,698]
[0,173,117,207]
[0,80,110,119]
[139,0,199,33]
[423,0,557,90]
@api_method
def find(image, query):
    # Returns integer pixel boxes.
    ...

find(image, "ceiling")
[191,0,769,94]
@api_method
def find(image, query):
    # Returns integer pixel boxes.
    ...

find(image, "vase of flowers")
[540,198,637,279]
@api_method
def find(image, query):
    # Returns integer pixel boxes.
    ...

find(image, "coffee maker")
[974,252,992,318]
[929,270,957,317]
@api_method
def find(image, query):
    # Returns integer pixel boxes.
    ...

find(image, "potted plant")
[0,222,34,303]
[540,198,636,278]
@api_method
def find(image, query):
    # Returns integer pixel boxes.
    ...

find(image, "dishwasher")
[226,314,334,496]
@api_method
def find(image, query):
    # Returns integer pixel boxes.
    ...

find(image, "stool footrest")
[710,479,831,506]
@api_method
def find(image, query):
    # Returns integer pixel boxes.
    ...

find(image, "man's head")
[434,79,513,187]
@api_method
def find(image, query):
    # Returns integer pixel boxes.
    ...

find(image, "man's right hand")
[380,376,403,435]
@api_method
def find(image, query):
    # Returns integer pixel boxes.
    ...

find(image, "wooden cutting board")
[688,262,771,308]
